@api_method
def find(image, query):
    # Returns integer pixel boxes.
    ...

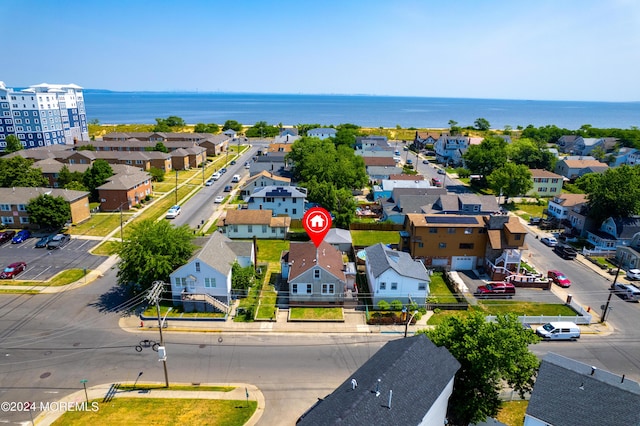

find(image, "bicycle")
[135,339,159,352]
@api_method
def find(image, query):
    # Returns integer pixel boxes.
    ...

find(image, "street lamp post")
[404,310,419,338]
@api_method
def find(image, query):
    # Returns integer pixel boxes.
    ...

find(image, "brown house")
[0,187,90,226]
[97,171,152,211]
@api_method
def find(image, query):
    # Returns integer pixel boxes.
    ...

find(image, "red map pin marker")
[303,207,332,248]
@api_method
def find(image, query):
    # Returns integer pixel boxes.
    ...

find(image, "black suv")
[0,230,16,245]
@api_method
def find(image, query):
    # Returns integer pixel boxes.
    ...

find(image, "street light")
[133,371,143,389]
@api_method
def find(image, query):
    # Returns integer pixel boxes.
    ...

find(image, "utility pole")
[175,171,178,205]
[148,281,169,387]
[601,263,622,323]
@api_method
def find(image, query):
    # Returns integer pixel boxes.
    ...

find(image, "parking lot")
[0,237,108,282]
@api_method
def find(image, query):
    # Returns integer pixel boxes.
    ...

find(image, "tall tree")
[420,312,539,425]
[487,163,533,202]
[231,261,255,292]
[26,194,71,229]
[586,164,640,223]
[462,136,508,179]
[194,123,220,133]
[83,159,113,200]
[507,138,556,170]
[117,219,197,293]
[474,117,491,131]
[0,156,48,187]
[222,120,243,132]
[245,121,280,138]
[4,135,23,153]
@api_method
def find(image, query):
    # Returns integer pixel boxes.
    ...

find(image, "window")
[515,234,522,240]
[0,204,10,211]
[306,284,312,294]
[447,228,456,234]
[418,282,427,291]
[195,262,200,272]
[262,225,267,233]
[174,278,182,287]
[205,278,216,288]
[391,282,398,290]
[459,243,474,249]
[464,227,473,234]
[429,228,438,234]
[292,284,298,294]
[439,242,447,249]
[1,217,14,225]
[314,269,320,279]
[292,208,297,215]
[17,204,26,211]
[380,282,386,290]
[19,217,30,224]
[321,283,335,294]
[248,225,252,232]
[418,242,424,248]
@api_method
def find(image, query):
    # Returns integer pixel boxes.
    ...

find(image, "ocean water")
[84,92,640,130]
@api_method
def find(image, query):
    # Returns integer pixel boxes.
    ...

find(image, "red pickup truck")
[475,282,516,298]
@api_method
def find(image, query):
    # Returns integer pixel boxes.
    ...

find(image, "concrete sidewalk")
[34,382,265,426]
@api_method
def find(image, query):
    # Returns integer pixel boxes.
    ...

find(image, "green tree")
[194,123,220,133]
[0,156,48,187]
[117,219,197,293]
[26,194,71,229]
[149,166,165,182]
[574,173,600,193]
[448,120,461,135]
[83,159,113,200]
[333,187,357,228]
[507,138,556,170]
[245,121,280,138]
[420,312,539,425]
[474,117,491,131]
[77,144,96,151]
[590,145,606,161]
[152,119,171,133]
[333,125,360,148]
[295,123,322,135]
[231,261,255,292]
[487,163,533,202]
[222,120,243,132]
[462,136,508,180]
[64,180,88,191]
[154,142,169,153]
[586,165,640,223]
[4,135,23,153]
[164,116,185,127]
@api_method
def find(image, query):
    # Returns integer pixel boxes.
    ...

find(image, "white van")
[231,174,241,183]
[536,322,580,341]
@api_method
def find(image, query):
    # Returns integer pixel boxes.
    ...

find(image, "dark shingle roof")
[365,243,430,281]
[297,334,460,425]
[526,352,640,426]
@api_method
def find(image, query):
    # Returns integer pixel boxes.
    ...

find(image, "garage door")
[451,256,476,270]
[432,258,449,267]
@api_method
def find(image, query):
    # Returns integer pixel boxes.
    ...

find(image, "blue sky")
[2,0,639,101]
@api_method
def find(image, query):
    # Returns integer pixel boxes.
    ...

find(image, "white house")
[222,209,290,239]
[239,170,291,198]
[307,127,337,140]
[169,232,254,313]
[364,243,430,306]
[325,228,353,252]
[246,185,307,219]
[434,135,470,165]
[546,193,588,220]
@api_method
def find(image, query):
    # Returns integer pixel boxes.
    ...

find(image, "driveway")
[455,270,564,304]
[0,237,107,281]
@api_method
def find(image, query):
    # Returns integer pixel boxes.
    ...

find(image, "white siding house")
[222,209,290,239]
[246,186,307,219]
[307,128,337,140]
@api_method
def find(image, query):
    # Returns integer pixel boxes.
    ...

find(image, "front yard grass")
[290,307,343,320]
[351,230,399,247]
[68,213,135,237]
[91,240,120,256]
[116,384,234,392]
[427,302,578,326]
[52,398,256,426]
[143,303,226,318]
[497,400,528,426]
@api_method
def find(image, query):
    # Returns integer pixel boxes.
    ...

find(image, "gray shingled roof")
[194,232,241,276]
[364,243,430,281]
[526,352,640,426]
[96,172,150,190]
[0,187,89,204]
[297,334,460,425]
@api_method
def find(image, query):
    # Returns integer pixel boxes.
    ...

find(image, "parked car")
[224,185,232,192]
[166,205,181,219]
[220,167,228,174]
[244,162,251,169]
[35,234,54,248]
[406,159,413,165]
[422,159,429,164]
[205,179,214,186]
[612,282,640,302]
[214,195,225,203]
[536,322,580,341]
[475,282,516,298]
[230,160,236,165]
[554,243,578,260]
[540,236,558,247]
[437,168,446,175]
[548,270,571,288]
[211,172,222,181]
[627,269,640,280]
[0,261,27,279]
[0,230,16,245]
[232,174,241,183]
[11,230,31,244]
[529,217,542,225]
[47,233,71,250]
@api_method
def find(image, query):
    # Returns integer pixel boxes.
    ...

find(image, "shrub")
[377,300,390,311]
[390,299,403,311]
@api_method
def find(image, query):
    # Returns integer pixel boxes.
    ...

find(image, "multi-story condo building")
[0,81,88,152]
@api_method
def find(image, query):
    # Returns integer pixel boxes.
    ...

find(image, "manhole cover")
[40,372,51,379]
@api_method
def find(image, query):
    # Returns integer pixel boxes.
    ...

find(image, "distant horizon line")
[80,89,639,104]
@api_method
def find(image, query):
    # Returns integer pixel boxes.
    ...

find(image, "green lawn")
[116,384,234,392]
[68,213,134,237]
[5,269,87,287]
[256,240,289,263]
[143,303,226,318]
[255,265,278,320]
[428,273,458,304]
[427,302,578,326]
[52,398,256,426]
[91,240,120,256]
[504,201,547,220]
[290,307,344,320]
[351,230,399,247]
[497,400,528,426]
